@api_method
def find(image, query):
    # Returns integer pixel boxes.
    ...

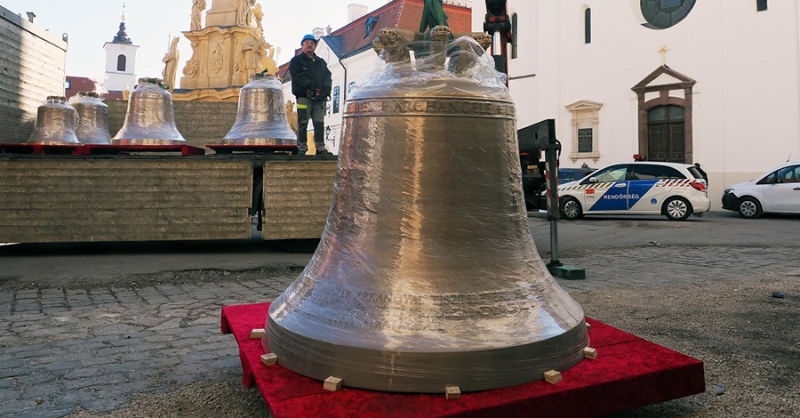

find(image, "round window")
[640,0,696,29]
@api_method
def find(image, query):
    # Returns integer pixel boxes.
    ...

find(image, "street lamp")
[325,126,334,149]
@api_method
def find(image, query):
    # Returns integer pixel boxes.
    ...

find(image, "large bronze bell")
[111,78,186,145]
[26,96,80,145]
[221,73,296,146]
[264,34,588,393]
[70,92,111,144]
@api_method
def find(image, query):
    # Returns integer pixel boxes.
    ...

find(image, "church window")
[116,54,126,72]
[364,16,379,39]
[511,13,518,59]
[584,8,591,44]
[757,0,767,11]
[333,86,340,114]
[566,100,603,162]
[640,0,696,29]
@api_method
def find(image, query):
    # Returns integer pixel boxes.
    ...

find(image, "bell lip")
[25,139,80,145]
[264,316,590,393]
[218,137,297,145]
[109,138,187,146]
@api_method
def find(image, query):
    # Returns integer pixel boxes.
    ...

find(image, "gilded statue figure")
[161,37,180,90]
[190,0,206,31]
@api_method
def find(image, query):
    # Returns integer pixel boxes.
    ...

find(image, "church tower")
[103,11,139,93]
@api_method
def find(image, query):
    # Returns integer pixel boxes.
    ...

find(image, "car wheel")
[737,197,762,219]
[664,197,692,221]
[560,197,583,220]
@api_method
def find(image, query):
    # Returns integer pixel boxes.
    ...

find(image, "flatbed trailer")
[0,153,336,244]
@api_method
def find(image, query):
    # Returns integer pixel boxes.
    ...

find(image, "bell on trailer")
[70,92,111,144]
[264,33,588,393]
[221,73,296,146]
[111,78,186,145]
[26,96,80,145]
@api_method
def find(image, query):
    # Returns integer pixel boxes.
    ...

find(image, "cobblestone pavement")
[1,239,799,416]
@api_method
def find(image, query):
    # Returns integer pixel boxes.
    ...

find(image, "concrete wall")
[107,100,238,149]
[0,5,68,143]
[262,160,337,240]
[0,157,252,243]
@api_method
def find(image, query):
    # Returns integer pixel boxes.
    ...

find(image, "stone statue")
[286,99,298,133]
[237,0,255,27]
[240,29,262,79]
[162,37,180,90]
[252,2,264,31]
[191,0,206,31]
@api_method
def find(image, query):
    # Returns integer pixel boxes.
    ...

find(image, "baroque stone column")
[176,0,277,102]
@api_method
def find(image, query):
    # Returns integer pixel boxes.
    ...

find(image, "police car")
[556,162,710,221]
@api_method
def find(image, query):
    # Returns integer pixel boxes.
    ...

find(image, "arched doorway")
[632,65,696,164]
[647,104,685,162]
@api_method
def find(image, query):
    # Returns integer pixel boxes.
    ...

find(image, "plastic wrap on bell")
[26,96,80,145]
[69,92,112,144]
[264,35,588,393]
[221,73,297,145]
[111,78,187,145]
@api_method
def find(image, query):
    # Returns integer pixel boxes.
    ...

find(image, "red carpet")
[221,303,704,418]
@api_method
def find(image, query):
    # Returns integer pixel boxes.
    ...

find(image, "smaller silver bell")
[221,73,297,146]
[111,78,187,145]
[70,92,111,144]
[26,96,80,145]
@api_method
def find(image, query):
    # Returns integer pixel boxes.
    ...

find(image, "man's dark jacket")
[289,53,332,99]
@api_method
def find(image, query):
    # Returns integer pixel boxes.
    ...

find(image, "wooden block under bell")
[250,328,265,339]
[445,386,461,400]
[260,353,278,366]
[544,370,562,384]
[324,376,343,392]
[583,347,598,360]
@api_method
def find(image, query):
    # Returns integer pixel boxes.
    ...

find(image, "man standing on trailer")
[289,34,332,156]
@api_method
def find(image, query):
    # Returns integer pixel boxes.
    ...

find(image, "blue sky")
[2,0,391,81]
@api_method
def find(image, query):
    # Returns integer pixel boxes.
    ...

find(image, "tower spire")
[113,2,132,44]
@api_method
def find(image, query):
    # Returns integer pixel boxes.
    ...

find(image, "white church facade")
[472,0,800,207]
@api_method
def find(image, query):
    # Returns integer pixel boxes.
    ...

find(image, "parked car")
[721,160,800,218]
[558,167,596,183]
[556,162,710,221]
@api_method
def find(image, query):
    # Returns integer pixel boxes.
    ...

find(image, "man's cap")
[301,34,317,45]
